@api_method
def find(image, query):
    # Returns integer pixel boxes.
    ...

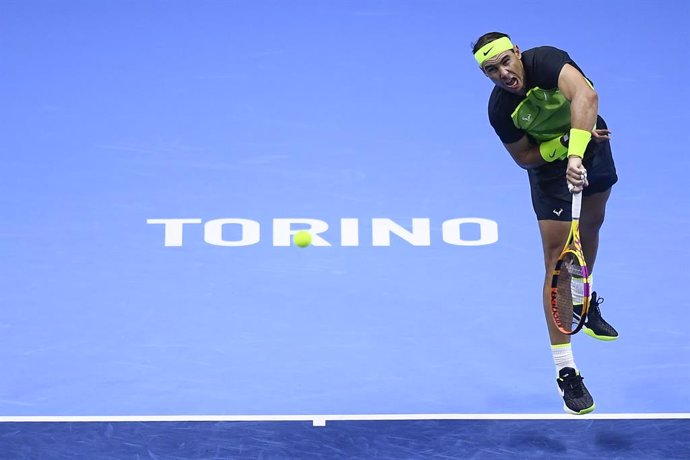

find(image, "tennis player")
[472,32,619,414]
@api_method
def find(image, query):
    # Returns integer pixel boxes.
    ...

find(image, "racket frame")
[549,192,590,335]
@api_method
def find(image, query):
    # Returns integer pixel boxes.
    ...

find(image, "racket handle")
[572,191,583,220]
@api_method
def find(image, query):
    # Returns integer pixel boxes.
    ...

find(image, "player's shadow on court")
[593,430,635,451]
[509,427,634,456]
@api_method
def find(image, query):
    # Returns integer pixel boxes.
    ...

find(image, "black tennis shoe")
[557,367,595,415]
[583,292,618,341]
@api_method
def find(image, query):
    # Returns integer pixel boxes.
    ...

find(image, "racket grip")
[572,192,582,220]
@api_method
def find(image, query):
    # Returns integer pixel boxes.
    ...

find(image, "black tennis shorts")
[527,115,618,221]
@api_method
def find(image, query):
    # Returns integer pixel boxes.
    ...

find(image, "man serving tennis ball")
[473,32,619,414]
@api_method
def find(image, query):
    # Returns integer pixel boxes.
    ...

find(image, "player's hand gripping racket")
[550,191,590,335]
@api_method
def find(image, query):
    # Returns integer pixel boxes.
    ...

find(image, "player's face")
[481,49,525,95]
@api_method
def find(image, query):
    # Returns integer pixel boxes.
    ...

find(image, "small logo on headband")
[482,46,494,56]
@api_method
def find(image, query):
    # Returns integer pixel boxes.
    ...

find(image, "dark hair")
[471,32,511,54]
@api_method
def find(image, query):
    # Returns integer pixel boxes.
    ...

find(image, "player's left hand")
[591,128,611,143]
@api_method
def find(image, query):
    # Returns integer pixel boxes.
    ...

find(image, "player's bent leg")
[580,188,619,340]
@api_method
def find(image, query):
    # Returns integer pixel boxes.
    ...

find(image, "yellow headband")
[474,37,515,65]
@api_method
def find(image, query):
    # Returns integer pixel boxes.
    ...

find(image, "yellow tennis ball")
[294,230,312,248]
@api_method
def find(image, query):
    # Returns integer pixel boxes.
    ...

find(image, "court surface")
[1,0,689,458]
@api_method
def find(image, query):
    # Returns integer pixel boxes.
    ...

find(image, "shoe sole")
[563,402,596,415]
[583,327,619,341]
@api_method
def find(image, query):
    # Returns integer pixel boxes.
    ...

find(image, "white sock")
[551,343,577,376]
[571,275,585,305]
[570,273,594,306]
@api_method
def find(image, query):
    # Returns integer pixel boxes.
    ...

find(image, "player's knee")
[539,221,572,272]
[543,246,563,272]
[582,208,606,232]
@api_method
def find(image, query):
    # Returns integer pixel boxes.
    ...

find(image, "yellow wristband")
[539,136,568,162]
[568,128,592,159]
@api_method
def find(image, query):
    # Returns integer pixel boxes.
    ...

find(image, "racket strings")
[555,253,585,331]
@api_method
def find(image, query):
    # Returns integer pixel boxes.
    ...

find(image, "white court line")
[1,413,689,426]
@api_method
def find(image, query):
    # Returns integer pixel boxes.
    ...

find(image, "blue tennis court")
[1,0,689,458]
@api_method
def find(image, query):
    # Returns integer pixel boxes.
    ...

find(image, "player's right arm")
[503,135,589,190]
[503,134,547,170]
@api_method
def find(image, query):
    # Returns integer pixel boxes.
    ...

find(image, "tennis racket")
[550,191,590,335]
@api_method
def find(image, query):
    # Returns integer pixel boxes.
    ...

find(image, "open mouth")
[504,76,519,89]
